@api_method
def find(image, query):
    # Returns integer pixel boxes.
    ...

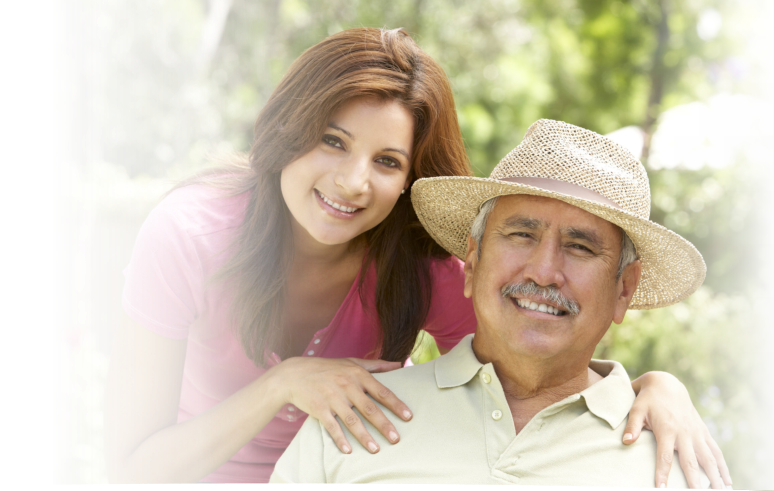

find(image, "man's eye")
[510,232,532,239]
[322,135,343,148]
[569,243,592,253]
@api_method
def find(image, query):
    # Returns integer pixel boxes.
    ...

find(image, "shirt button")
[314,339,321,344]
[307,350,315,356]
[492,410,503,421]
[481,373,491,384]
[288,406,295,412]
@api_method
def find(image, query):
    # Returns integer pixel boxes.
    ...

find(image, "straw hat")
[411,119,706,309]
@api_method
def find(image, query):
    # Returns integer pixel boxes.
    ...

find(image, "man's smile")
[513,297,567,316]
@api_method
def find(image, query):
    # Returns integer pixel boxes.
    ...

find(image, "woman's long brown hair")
[183,28,471,365]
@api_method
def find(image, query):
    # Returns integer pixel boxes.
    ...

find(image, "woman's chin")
[307,227,364,247]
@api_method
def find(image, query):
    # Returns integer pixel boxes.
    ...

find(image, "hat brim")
[411,176,706,310]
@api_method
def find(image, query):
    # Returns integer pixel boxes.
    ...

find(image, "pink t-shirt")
[122,184,476,483]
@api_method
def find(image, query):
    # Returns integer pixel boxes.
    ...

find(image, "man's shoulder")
[371,360,445,410]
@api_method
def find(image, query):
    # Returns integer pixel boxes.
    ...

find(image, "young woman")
[105,27,730,487]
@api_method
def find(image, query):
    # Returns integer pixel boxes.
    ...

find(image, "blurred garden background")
[58,0,774,487]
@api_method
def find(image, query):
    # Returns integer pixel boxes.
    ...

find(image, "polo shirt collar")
[434,334,635,429]
[579,359,636,429]
[435,334,483,388]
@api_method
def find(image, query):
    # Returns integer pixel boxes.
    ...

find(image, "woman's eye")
[322,135,343,148]
[376,156,400,169]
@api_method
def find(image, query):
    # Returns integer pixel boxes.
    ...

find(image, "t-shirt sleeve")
[270,416,328,483]
[121,200,204,339]
[422,256,476,351]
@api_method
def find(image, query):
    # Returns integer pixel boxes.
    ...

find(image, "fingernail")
[342,444,351,454]
[659,483,666,488]
[623,433,633,442]
[368,441,379,453]
[402,410,412,420]
[389,431,399,442]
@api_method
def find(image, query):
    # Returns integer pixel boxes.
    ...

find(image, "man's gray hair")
[470,196,638,279]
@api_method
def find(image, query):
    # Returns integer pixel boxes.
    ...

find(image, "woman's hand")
[625,371,732,489]
[270,356,412,455]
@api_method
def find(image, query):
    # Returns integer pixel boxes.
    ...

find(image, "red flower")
[59,326,85,351]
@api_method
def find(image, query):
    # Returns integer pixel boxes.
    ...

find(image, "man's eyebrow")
[502,215,544,229]
[564,227,604,248]
[327,122,354,140]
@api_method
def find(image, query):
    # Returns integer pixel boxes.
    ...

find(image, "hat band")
[499,177,623,211]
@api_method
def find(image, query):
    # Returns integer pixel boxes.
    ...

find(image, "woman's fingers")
[692,435,724,489]
[363,375,413,422]
[280,357,412,454]
[675,439,703,489]
[334,402,381,453]
[318,410,353,454]
[622,406,645,444]
[654,432,676,488]
[349,385,404,445]
[706,432,732,487]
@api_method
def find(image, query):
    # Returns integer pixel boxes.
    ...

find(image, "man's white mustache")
[501,282,580,316]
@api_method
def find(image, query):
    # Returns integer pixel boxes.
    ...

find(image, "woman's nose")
[335,154,370,196]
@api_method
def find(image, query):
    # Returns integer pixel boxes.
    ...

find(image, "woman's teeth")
[318,191,358,213]
[516,298,564,316]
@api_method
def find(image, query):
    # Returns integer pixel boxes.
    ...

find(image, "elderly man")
[270,120,713,487]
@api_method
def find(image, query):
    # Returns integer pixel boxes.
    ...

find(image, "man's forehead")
[490,194,621,238]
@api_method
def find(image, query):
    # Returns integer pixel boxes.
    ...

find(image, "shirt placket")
[478,363,516,473]
[492,394,581,482]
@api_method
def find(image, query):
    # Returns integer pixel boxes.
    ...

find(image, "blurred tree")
[76,0,771,487]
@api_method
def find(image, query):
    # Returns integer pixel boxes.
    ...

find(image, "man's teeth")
[516,298,563,316]
[319,192,358,213]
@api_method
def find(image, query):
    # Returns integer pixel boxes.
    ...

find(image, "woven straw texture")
[412,119,706,310]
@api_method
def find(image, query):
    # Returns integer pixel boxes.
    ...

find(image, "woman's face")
[280,97,414,246]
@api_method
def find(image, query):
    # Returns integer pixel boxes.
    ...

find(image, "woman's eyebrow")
[328,122,409,158]
[327,122,354,139]
[383,147,410,158]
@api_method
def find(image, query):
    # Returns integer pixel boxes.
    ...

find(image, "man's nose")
[335,154,370,196]
[522,237,566,288]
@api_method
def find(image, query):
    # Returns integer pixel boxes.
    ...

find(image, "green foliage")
[82,0,771,487]
[649,163,766,293]
[594,289,769,487]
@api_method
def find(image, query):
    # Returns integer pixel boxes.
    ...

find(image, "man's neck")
[500,365,603,434]
[473,341,603,434]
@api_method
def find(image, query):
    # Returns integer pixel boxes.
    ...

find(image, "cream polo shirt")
[271,334,709,486]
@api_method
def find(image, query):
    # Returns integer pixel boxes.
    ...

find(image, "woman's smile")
[314,189,364,216]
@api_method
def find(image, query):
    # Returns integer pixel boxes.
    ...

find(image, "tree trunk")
[172,0,233,161]
[641,0,670,163]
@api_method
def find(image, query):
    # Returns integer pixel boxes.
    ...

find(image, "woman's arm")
[104,315,412,483]
[104,314,289,482]
[625,371,731,489]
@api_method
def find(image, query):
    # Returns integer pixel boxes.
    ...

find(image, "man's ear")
[463,236,478,299]
[612,259,642,324]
